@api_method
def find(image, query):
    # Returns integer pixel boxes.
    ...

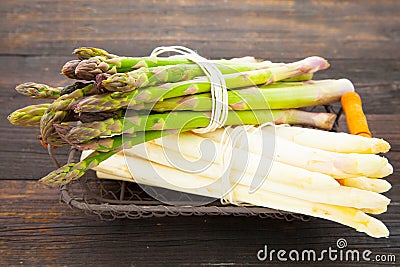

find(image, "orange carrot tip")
[341,91,372,138]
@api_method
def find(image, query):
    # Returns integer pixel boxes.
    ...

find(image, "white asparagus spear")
[360,207,388,215]
[338,177,392,193]
[199,125,390,154]
[90,151,389,238]
[269,125,391,154]
[153,130,393,178]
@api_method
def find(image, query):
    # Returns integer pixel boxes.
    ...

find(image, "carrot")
[341,91,372,138]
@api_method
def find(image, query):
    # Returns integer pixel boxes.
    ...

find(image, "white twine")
[150,46,228,133]
[219,125,249,205]
[219,123,278,205]
[150,46,275,206]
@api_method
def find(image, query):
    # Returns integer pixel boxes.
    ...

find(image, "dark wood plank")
[0,0,398,59]
[0,0,398,266]
[0,180,398,266]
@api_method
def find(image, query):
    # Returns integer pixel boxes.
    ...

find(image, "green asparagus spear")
[143,79,354,112]
[15,83,61,99]
[102,62,278,92]
[73,47,259,63]
[39,129,188,185]
[8,103,51,127]
[7,103,126,128]
[54,109,336,144]
[15,81,93,99]
[40,148,121,185]
[74,79,349,114]
[70,56,191,80]
[75,57,275,81]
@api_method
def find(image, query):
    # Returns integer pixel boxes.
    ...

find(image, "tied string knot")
[150,46,275,206]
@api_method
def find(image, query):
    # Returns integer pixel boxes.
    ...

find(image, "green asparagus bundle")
[38,56,332,146]
[8,48,345,172]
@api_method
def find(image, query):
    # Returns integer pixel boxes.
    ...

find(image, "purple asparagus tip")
[62,60,81,79]
[299,56,330,73]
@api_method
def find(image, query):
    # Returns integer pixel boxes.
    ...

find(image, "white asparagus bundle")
[125,142,389,209]
[94,161,388,216]
[88,151,389,238]
[81,125,392,238]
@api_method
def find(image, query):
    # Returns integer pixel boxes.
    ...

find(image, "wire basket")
[58,105,342,221]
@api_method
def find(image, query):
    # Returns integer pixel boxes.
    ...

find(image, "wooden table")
[1,1,399,266]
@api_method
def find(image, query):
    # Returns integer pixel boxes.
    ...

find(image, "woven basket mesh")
[59,105,342,221]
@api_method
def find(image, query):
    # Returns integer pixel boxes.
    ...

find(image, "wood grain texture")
[0,0,399,265]
[0,0,399,59]
[0,180,398,266]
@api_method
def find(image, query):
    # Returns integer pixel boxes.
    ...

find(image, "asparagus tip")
[15,82,36,96]
[102,73,131,91]
[372,139,391,154]
[8,103,51,127]
[75,57,111,80]
[300,56,330,73]
[73,47,116,60]
[15,82,60,98]
[39,163,79,186]
[62,60,81,79]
